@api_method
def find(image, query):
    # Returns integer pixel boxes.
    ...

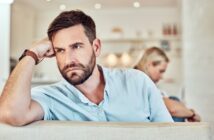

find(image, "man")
[0,10,173,126]
[135,47,201,122]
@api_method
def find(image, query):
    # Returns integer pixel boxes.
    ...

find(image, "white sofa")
[0,121,212,140]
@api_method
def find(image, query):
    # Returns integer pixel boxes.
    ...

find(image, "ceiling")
[14,0,179,11]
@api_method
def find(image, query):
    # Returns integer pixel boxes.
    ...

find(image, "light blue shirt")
[31,67,173,122]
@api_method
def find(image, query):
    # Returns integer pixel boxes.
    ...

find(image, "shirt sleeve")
[146,79,174,122]
[31,87,52,120]
[159,90,169,97]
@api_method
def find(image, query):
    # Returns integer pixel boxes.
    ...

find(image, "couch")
[0,121,212,140]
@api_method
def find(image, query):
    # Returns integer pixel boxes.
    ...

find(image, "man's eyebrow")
[69,42,84,47]
[53,42,84,49]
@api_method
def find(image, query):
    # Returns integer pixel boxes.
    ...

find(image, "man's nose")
[64,49,76,65]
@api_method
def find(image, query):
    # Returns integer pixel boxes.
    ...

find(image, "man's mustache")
[62,63,85,72]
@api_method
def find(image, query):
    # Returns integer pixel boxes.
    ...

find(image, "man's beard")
[58,52,96,85]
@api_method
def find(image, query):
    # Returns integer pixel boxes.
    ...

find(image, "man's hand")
[29,38,55,62]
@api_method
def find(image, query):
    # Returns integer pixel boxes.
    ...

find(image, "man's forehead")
[52,26,87,46]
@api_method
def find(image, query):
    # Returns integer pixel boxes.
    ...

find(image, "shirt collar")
[62,79,90,104]
[61,65,110,105]
[99,65,110,94]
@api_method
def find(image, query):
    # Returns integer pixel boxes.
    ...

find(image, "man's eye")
[55,49,64,53]
[72,44,81,49]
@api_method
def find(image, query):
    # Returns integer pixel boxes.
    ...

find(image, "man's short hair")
[47,10,96,44]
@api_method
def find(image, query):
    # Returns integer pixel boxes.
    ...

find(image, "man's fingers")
[44,48,55,58]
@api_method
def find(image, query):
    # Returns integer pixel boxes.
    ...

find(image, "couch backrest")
[0,121,212,140]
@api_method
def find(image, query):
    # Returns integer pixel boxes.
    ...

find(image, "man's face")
[52,24,100,85]
[147,61,168,83]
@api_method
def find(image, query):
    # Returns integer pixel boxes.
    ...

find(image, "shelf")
[102,38,144,43]
[101,36,181,43]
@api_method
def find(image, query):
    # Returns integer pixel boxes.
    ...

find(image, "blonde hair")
[135,47,169,73]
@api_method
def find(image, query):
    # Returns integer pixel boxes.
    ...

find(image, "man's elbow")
[0,109,28,126]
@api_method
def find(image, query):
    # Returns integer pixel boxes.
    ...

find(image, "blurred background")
[0,0,214,127]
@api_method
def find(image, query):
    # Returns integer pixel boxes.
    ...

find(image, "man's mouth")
[64,67,82,73]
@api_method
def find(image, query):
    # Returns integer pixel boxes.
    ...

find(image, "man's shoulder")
[103,67,150,83]
[31,80,67,93]
[104,67,147,78]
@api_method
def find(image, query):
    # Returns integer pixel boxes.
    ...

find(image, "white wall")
[0,1,13,92]
[182,0,214,121]
[35,8,181,39]
[90,8,180,39]
[10,2,60,82]
[10,2,36,59]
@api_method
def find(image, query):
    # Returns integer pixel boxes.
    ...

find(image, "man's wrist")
[19,49,39,65]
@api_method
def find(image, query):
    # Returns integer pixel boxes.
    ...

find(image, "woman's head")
[135,47,169,83]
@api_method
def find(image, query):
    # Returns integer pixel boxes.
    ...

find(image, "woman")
[135,47,201,122]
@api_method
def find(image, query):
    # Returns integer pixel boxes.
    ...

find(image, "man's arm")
[0,38,54,126]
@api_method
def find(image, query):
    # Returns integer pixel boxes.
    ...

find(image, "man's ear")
[92,38,101,57]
